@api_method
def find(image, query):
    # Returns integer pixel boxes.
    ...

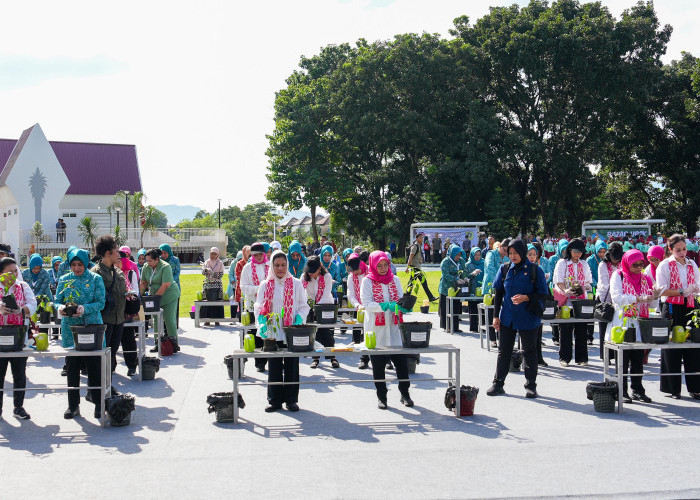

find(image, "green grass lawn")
[178,271,442,316]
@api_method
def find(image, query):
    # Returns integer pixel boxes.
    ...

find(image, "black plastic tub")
[0,325,27,352]
[205,288,221,301]
[142,294,162,312]
[283,325,318,352]
[400,322,432,348]
[570,299,596,319]
[542,300,558,320]
[638,318,671,344]
[71,324,107,351]
[313,304,337,324]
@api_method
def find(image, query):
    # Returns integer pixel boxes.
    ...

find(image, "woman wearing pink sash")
[656,234,700,399]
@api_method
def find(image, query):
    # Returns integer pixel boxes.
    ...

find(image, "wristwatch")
[678,288,684,296]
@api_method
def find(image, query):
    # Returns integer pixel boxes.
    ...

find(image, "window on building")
[13,209,17,215]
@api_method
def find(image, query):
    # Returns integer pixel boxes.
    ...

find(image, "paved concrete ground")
[1,313,699,499]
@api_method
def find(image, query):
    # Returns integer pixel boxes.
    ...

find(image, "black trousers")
[352,328,370,364]
[252,329,267,369]
[369,354,409,398]
[267,342,299,405]
[121,324,138,369]
[438,294,460,330]
[468,300,479,332]
[552,324,560,343]
[313,327,336,361]
[67,355,102,411]
[661,302,700,395]
[587,323,595,342]
[622,348,645,394]
[598,321,609,359]
[0,357,27,409]
[105,323,124,372]
[559,323,589,363]
[494,323,538,388]
[537,325,545,363]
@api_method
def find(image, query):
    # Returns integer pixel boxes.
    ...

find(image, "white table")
[445,296,483,334]
[603,340,700,413]
[0,347,111,427]
[144,309,163,356]
[194,300,237,328]
[228,344,462,423]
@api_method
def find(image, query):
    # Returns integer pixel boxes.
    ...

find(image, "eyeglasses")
[631,262,645,268]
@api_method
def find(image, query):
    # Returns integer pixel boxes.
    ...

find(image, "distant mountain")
[155,205,201,225]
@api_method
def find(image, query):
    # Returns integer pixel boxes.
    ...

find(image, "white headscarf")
[267,250,293,286]
[271,241,282,251]
[204,247,224,273]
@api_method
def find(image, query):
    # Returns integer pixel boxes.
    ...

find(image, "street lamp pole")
[116,207,121,228]
[124,192,129,232]
[218,199,221,228]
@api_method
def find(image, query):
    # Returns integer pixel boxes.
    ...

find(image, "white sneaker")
[490,341,498,348]
[577,361,588,366]
[560,360,569,367]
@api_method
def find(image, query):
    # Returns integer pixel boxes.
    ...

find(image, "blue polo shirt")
[493,262,548,331]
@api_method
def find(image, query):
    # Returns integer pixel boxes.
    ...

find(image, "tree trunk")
[310,205,319,244]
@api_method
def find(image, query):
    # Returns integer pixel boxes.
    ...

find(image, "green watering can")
[672,326,688,344]
[611,326,626,344]
[357,309,365,323]
[475,287,483,297]
[243,333,256,352]
[560,306,571,319]
[34,331,49,351]
[365,331,376,349]
[448,287,459,297]
[483,294,493,306]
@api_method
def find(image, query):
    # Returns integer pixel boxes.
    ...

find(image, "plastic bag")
[207,392,245,413]
[142,356,161,372]
[106,393,136,424]
[444,383,479,409]
[586,381,619,400]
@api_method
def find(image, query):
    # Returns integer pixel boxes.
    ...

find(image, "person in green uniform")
[140,248,181,352]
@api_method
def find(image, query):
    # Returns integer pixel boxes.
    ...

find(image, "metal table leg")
[138,322,144,382]
[195,303,201,328]
[232,354,240,424]
[455,349,461,417]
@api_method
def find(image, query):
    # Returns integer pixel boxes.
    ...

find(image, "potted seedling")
[685,309,700,343]
[36,295,53,324]
[61,280,80,317]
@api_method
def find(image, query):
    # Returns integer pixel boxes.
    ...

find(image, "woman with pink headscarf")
[644,245,665,282]
[359,251,413,409]
[346,253,370,369]
[606,249,659,403]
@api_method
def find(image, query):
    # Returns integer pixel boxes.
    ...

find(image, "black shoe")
[386,361,394,370]
[94,409,102,419]
[623,393,633,404]
[525,387,538,399]
[632,392,652,403]
[127,367,137,377]
[377,397,388,409]
[150,345,159,353]
[13,407,30,420]
[285,402,299,412]
[429,296,439,303]
[265,404,282,413]
[64,407,80,419]
[669,393,681,400]
[330,358,340,368]
[538,360,549,367]
[691,393,700,400]
[358,359,369,370]
[256,366,266,373]
[80,367,87,376]
[61,367,67,376]
[486,382,505,396]
[400,394,414,407]
[310,359,320,369]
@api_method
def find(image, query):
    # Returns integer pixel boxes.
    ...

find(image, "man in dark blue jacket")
[487,238,548,398]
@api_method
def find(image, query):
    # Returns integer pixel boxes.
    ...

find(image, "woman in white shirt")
[254,251,310,412]
[655,234,700,400]
[606,249,658,402]
[303,256,339,369]
[596,242,623,359]
[241,242,270,372]
[346,253,370,369]
[553,238,593,366]
[360,251,413,409]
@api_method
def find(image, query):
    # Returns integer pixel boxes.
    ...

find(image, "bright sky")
[0,0,697,212]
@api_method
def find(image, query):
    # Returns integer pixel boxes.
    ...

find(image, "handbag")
[553,288,569,307]
[593,280,615,322]
[124,293,141,316]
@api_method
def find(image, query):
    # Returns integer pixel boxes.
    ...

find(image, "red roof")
[0,133,142,195]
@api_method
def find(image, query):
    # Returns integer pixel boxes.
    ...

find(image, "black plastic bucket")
[397,294,417,311]
[142,294,162,312]
[313,304,337,324]
[542,300,558,320]
[571,299,596,319]
[71,324,107,351]
[142,356,160,380]
[638,318,671,344]
[689,328,700,343]
[39,310,51,324]
[283,325,317,352]
[205,288,221,301]
[400,322,432,348]
[0,325,27,352]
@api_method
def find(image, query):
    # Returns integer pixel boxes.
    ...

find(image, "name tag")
[411,332,427,342]
[292,336,309,346]
[652,327,667,337]
[322,311,335,319]
[0,336,14,345]
[78,334,94,344]
[544,307,554,315]
[581,306,594,315]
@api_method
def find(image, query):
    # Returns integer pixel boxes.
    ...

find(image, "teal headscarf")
[159,243,173,260]
[468,247,484,271]
[556,239,569,259]
[287,240,307,278]
[67,248,91,270]
[594,239,608,257]
[320,245,334,269]
[342,248,353,262]
[262,242,271,254]
[28,253,43,283]
[51,255,63,268]
[448,244,461,261]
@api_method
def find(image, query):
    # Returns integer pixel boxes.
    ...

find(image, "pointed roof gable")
[0,125,142,195]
